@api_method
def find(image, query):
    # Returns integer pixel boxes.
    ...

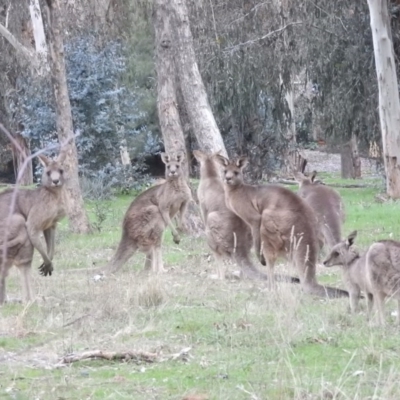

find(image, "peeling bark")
[367,0,400,198]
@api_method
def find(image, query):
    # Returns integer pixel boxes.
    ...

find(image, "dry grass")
[1,186,400,399]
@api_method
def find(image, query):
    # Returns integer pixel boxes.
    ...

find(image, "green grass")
[1,175,400,399]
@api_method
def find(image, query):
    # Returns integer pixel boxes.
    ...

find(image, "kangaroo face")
[38,155,66,188]
[214,155,248,187]
[323,231,358,268]
[161,151,185,179]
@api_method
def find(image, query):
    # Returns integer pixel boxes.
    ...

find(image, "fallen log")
[59,346,193,365]
[61,350,158,364]
[275,179,369,189]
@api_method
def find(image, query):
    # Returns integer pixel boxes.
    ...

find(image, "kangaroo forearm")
[251,228,262,257]
[161,211,178,237]
[179,201,189,220]
[28,230,51,264]
[44,227,55,260]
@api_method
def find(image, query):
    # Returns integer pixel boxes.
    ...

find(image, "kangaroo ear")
[175,151,184,162]
[214,154,229,167]
[311,171,318,183]
[193,150,204,162]
[293,170,305,183]
[56,148,67,164]
[236,156,248,169]
[161,152,169,164]
[38,154,51,167]
[346,230,357,247]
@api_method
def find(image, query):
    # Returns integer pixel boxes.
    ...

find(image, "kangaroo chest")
[225,190,253,222]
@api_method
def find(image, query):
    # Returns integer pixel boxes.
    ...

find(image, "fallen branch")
[275,179,369,189]
[60,350,158,364]
[59,346,192,366]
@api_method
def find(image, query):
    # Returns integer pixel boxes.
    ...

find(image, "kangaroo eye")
[234,171,239,176]
[332,251,339,257]
[224,169,227,174]
[176,165,180,168]
[46,171,51,176]
[167,165,171,169]
[59,169,64,174]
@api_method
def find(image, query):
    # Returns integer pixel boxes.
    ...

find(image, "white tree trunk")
[170,0,227,157]
[285,88,296,143]
[367,0,400,198]
[154,0,188,177]
[29,0,48,62]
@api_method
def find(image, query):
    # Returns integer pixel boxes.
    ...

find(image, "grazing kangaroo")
[215,155,348,298]
[324,231,400,325]
[194,150,299,283]
[294,170,345,250]
[0,151,67,303]
[104,151,192,274]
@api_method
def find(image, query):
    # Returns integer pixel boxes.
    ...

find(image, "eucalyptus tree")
[367,0,400,198]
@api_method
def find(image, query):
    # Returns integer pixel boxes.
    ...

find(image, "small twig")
[62,313,91,328]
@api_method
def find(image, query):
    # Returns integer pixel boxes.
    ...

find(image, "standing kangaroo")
[104,151,192,274]
[194,150,299,283]
[0,151,67,303]
[294,171,345,250]
[324,231,400,325]
[215,155,348,298]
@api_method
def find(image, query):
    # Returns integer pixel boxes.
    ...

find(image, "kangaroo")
[324,231,400,325]
[215,155,348,298]
[194,150,300,283]
[294,170,345,250]
[0,151,67,303]
[104,151,192,274]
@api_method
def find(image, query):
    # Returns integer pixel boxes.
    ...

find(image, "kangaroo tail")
[304,283,349,299]
[103,238,136,274]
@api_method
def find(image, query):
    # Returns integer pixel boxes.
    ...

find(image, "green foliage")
[10,35,158,188]
[303,1,380,148]
[124,10,159,141]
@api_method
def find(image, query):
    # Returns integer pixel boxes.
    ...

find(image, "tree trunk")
[169,0,227,157]
[154,0,188,178]
[29,0,47,58]
[12,133,33,186]
[44,0,91,233]
[367,0,400,198]
[341,134,361,179]
[280,0,295,145]
[350,133,361,179]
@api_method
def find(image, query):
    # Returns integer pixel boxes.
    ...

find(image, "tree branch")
[0,22,39,69]
[223,22,303,53]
